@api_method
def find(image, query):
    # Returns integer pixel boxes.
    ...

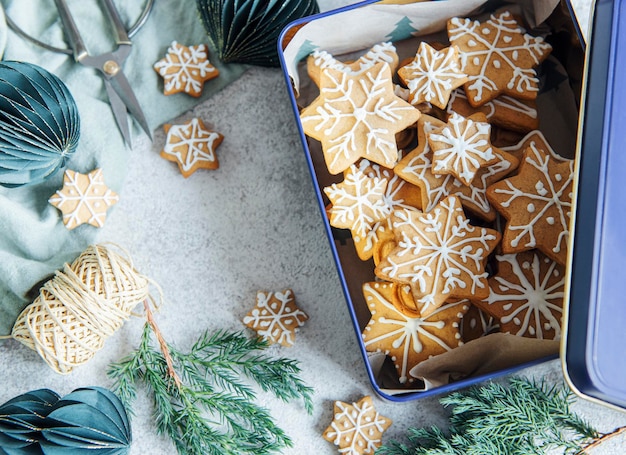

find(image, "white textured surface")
[4,1,626,454]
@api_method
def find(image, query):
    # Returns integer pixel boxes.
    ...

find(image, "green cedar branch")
[376,377,625,455]
[107,302,314,455]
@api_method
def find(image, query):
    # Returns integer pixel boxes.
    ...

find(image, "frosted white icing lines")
[154,41,218,96]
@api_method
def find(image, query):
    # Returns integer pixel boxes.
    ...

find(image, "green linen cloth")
[0,0,248,336]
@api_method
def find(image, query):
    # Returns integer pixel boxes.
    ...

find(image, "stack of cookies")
[299,10,573,386]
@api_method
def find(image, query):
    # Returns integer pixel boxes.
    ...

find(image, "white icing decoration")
[400,43,467,108]
[162,118,221,173]
[312,42,397,76]
[483,253,564,339]
[429,112,495,185]
[395,118,514,219]
[324,164,390,238]
[448,89,538,120]
[380,197,497,313]
[242,290,307,346]
[362,283,465,383]
[492,141,573,255]
[448,12,551,102]
[325,397,389,453]
[300,64,419,174]
[153,41,216,95]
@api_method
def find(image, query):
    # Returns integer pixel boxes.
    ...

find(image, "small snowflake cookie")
[300,62,421,175]
[242,289,308,347]
[397,42,468,110]
[486,136,573,265]
[49,169,119,230]
[161,118,223,177]
[307,42,399,87]
[323,395,392,455]
[447,11,552,106]
[362,281,467,384]
[374,196,501,318]
[154,41,219,97]
[474,251,565,340]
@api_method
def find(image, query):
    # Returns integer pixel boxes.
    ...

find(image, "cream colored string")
[9,244,158,374]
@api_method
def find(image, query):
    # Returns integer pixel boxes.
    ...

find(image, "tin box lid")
[563,0,626,410]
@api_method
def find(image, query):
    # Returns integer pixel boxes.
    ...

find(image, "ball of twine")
[11,244,151,374]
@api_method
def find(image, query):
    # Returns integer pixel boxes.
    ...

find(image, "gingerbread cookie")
[324,164,390,240]
[394,115,519,222]
[161,118,223,177]
[300,62,421,175]
[474,251,564,340]
[447,12,552,106]
[486,138,573,265]
[375,196,501,317]
[448,88,539,133]
[348,159,422,261]
[397,42,468,110]
[242,289,308,347]
[307,42,399,87]
[49,169,119,230]
[461,304,500,342]
[323,396,392,455]
[362,281,467,383]
[427,112,497,186]
[154,41,219,97]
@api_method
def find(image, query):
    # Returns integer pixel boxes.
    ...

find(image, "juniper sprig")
[376,377,612,455]
[107,304,313,455]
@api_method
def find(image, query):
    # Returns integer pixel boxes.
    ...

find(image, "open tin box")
[278,0,624,406]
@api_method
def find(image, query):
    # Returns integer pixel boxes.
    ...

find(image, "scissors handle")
[53,0,88,61]
[100,0,131,46]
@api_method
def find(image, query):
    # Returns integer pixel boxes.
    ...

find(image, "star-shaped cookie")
[49,169,119,230]
[324,164,390,239]
[447,11,552,106]
[300,62,421,175]
[242,289,308,347]
[322,396,392,455]
[362,281,467,384]
[398,42,468,109]
[394,115,519,222]
[427,112,497,185]
[375,196,500,317]
[307,42,399,87]
[474,251,565,340]
[486,139,573,265]
[154,41,219,97]
[161,118,223,178]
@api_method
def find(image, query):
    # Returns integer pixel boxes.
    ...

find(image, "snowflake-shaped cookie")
[242,289,308,347]
[375,196,500,317]
[324,164,390,239]
[49,169,119,230]
[427,112,497,186]
[394,115,518,222]
[362,281,467,384]
[349,159,422,261]
[300,62,421,175]
[398,42,468,109]
[476,251,565,340]
[161,118,223,177]
[323,396,392,455]
[307,42,399,87]
[447,12,552,106]
[154,41,219,97]
[486,139,573,265]
[461,304,500,342]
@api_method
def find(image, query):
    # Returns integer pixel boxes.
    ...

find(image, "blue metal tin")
[563,0,626,411]
[279,0,586,402]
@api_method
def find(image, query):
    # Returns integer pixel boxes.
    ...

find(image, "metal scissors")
[53,0,152,147]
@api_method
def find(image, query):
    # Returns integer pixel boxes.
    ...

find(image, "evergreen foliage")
[107,322,313,455]
[377,377,600,455]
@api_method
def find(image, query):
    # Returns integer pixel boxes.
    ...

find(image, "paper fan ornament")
[0,61,80,187]
[196,0,319,66]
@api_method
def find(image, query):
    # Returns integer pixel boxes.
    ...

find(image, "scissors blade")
[107,67,153,141]
[104,80,132,148]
